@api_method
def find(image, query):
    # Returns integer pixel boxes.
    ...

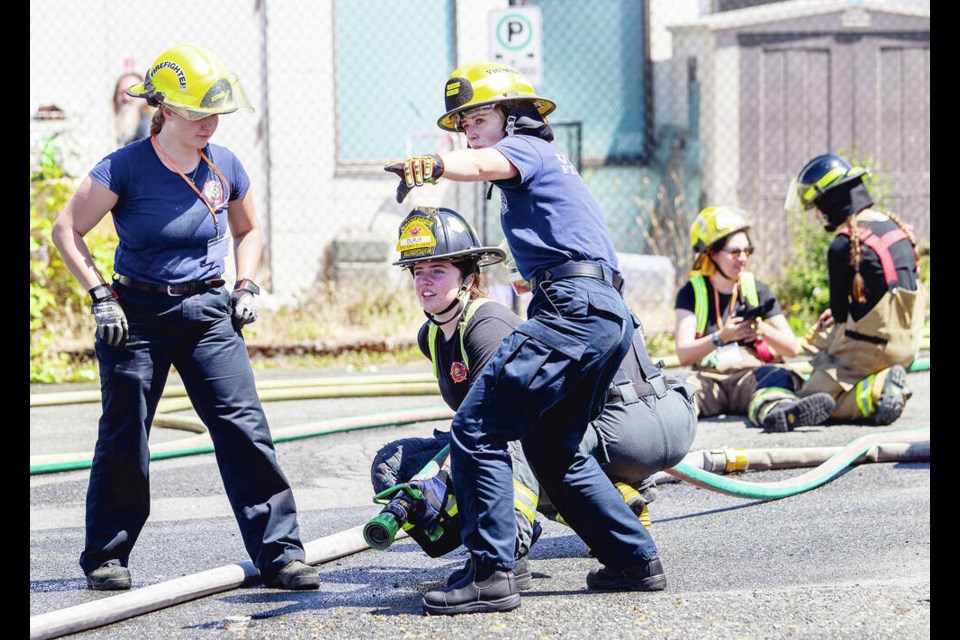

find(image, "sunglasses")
[721,247,753,258]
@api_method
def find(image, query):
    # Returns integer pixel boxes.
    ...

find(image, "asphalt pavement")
[29,359,932,639]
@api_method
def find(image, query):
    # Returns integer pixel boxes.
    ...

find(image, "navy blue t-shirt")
[492,135,619,282]
[90,137,250,284]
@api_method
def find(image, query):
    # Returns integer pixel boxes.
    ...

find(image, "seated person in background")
[785,153,924,425]
[674,205,835,432]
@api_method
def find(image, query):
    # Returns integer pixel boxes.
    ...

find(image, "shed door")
[739,31,929,278]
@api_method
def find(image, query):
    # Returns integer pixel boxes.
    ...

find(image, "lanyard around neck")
[151,135,228,236]
[712,279,739,327]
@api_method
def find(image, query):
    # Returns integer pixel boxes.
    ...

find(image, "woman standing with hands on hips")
[385,61,668,615]
[51,43,318,592]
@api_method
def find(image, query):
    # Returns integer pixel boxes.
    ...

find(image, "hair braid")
[848,212,868,304]
[884,210,922,273]
[149,108,165,136]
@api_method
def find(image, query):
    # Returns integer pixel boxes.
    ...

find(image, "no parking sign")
[488,6,543,86]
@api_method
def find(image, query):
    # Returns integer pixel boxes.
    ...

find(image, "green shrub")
[30,164,117,382]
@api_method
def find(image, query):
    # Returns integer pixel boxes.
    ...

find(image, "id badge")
[205,234,230,265]
[716,343,743,366]
[509,270,532,296]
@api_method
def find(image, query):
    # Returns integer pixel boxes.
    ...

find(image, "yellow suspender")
[691,272,759,336]
[427,298,492,378]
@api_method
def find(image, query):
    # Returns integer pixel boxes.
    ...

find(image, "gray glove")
[230,279,260,330]
[89,284,128,348]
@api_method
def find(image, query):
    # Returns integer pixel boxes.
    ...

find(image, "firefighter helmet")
[393,207,505,268]
[126,43,253,120]
[437,61,556,132]
[689,206,752,255]
[785,153,869,213]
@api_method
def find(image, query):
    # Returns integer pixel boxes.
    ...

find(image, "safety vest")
[690,271,760,337]
[427,297,491,379]
[835,226,911,293]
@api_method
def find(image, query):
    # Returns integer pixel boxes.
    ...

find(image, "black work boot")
[586,556,667,591]
[874,365,911,425]
[423,559,520,615]
[263,560,320,590]
[85,560,131,591]
[446,554,532,590]
[762,392,836,432]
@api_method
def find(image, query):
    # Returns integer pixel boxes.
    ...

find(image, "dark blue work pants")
[449,277,660,571]
[79,285,305,579]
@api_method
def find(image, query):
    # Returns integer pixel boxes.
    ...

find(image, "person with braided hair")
[785,153,925,425]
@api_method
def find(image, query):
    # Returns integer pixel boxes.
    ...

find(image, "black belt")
[844,329,889,345]
[606,379,665,405]
[116,275,225,297]
[530,261,624,293]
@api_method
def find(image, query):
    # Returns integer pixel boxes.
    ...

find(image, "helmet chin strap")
[425,275,475,327]
[710,256,736,283]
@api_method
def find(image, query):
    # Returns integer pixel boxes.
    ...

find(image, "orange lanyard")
[151,135,229,236]
[712,280,739,328]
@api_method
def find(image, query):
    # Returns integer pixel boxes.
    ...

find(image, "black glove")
[383,153,445,203]
[89,284,128,348]
[230,279,260,330]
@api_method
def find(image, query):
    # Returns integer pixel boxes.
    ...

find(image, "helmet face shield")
[159,74,252,120]
[783,177,814,215]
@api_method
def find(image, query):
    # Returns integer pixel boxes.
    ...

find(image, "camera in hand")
[736,298,775,322]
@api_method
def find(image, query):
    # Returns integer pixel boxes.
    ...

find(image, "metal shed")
[666,0,929,279]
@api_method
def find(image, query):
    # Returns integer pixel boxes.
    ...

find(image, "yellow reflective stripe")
[747,385,794,423]
[428,298,491,378]
[855,374,876,417]
[803,166,849,203]
[427,323,439,378]
[738,271,759,307]
[512,479,539,523]
[691,275,708,335]
[459,298,491,370]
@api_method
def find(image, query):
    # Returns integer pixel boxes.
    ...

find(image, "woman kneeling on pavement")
[370,206,697,595]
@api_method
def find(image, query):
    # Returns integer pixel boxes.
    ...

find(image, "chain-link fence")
[31,0,930,337]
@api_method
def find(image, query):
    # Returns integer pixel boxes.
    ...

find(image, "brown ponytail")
[149,108,165,136]
[884,210,922,274]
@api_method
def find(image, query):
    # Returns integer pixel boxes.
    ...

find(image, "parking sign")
[489,6,543,86]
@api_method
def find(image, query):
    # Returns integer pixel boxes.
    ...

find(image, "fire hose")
[30,367,929,638]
